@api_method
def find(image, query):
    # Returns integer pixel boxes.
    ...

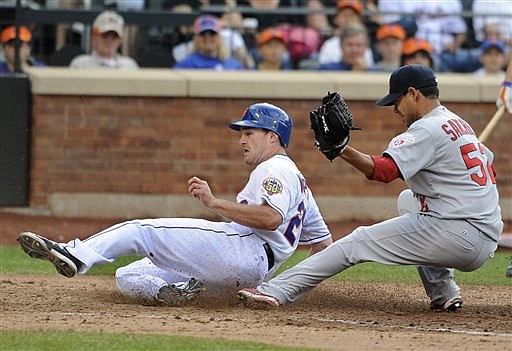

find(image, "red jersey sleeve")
[368,155,402,183]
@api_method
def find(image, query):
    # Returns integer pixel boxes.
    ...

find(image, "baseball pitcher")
[239,65,503,311]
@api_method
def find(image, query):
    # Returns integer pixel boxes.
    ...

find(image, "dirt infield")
[1,211,511,350]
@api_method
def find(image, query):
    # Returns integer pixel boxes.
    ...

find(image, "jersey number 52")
[460,143,496,186]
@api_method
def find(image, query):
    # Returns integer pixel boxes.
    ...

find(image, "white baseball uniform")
[64,155,331,300]
[256,106,503,306]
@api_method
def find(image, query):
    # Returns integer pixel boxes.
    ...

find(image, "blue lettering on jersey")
[297,174,308,194]
[283,201,306,246]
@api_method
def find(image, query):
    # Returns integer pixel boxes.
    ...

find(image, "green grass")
[277,249,512,285]
[2,245,511,285]
[1,245,510,350]
[0,330,320,351]
[0,245,139,276]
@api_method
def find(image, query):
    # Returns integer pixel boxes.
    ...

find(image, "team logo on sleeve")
[390,133,415,148]
[262,177,283,195]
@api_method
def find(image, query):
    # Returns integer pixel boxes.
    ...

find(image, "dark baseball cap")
[376,64,438,106]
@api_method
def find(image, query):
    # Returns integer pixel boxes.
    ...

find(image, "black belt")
[263,242,274,271]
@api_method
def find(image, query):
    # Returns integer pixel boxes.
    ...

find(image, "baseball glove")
[310,91,359,161]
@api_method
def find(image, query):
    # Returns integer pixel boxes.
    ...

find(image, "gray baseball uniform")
[256,105,503,306]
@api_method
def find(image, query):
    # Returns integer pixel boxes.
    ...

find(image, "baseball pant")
[257,190,497,305]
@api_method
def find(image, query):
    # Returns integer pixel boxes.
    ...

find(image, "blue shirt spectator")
[173,14,243,70]
[174,51,243,70]
[318,61,352,70]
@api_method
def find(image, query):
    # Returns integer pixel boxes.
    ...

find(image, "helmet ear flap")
[229,103,293,147]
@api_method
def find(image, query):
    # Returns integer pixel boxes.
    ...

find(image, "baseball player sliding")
[239,65,503,311]
[17,103,332,305]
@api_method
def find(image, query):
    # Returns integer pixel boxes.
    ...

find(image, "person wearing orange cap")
[0,25,46,74]
[254,27,290,70]
[371,23,406,72]
[69,11,139,69]
[318,0,374,68]
[401,38,435,69]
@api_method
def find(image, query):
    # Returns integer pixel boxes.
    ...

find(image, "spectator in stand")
[374,0,416,34]
[69,11,139,69]
[473,40,507,78]
[401,38,434,69]
[305,0,333,41]
[254,27,290,70]
[370,23,406,72]
[220,9,255,69]
[245,0,304,29]
[410,0,467,71]
[135,1,199,68]
[0,25,46,74]
[318,22,368,71]
[173,14,243,70]
[318,0,374,68]
[472,0,512,49]
[171,3,256,68]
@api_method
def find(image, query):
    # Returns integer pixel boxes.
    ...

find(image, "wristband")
[503,81,512,88]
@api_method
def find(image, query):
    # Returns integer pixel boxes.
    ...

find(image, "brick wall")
[30,95,511,211]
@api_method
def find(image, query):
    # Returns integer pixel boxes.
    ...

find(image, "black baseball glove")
[309,91,360,161]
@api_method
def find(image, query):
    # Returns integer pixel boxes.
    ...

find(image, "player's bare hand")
[188,176,215,207]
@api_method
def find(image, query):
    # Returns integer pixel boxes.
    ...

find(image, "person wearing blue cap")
[239,64,503,312]
[173,14,243,70]
[473,39,507,77]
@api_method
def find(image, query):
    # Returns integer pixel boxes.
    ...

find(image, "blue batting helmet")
[229,103,293,148]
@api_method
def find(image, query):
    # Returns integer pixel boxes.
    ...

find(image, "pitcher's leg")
[257,215,423,304]
[256,214,483,305]
[258,238,353,303]
[399,190,463,309]
[416,266,460,305]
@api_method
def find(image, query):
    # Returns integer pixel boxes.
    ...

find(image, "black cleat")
[17,232,82,278]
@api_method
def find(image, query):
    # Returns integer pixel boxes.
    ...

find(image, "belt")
[263,242,275,271]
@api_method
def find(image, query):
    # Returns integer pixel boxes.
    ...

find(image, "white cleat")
[155,277,205,306]
[237,288,281,308]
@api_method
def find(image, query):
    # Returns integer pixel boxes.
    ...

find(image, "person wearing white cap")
[69,10,139,69]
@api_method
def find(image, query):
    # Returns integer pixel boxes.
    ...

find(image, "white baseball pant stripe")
[64,218,271,300]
